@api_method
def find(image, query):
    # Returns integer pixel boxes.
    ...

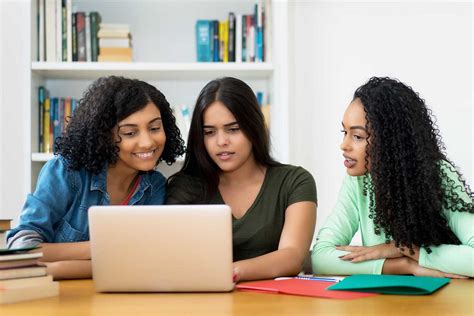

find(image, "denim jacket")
[8,155,166,245]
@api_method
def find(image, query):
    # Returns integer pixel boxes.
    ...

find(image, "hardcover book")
[195,20,212,62]
[0,266,47,281]
[75,12,86,62]
[0,281,59,304]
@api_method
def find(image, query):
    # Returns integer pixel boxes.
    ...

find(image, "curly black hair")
[354,77,473,253]
[55,76,185,173]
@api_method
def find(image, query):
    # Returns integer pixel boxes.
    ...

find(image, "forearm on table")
[382,257,415,275]
[45,260,92,280]
[312,240,386,275]
[234,247,305,282]
[38,242,91,262]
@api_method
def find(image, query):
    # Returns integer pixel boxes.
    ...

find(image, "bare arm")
[233,201,316,282]
[35,241,91,262]
[42,260,92,280]
[382,257,467,278]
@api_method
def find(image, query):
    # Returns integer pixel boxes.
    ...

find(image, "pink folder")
[237,279,377,300]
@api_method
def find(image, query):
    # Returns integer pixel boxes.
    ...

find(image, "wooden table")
[2,279,473,315]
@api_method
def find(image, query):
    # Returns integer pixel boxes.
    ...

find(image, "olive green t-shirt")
[167,164,317,261]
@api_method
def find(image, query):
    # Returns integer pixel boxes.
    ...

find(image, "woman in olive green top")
[167,77,317,282]
[312,77,473,278]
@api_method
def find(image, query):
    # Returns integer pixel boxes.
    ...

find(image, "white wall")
[0,0,31,220]
[289,1,473,237]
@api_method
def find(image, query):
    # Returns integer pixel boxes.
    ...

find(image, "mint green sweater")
[311,163,474,277]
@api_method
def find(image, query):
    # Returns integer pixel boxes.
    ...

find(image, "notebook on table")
[237,278,376,299]
[89,204,234,292]
[328,274,450,295]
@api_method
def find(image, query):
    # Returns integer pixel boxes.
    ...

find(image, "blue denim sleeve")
[148,171,166,205]
[8,156,77,243]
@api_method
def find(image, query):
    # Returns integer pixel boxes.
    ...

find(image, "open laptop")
[88,205,234,292]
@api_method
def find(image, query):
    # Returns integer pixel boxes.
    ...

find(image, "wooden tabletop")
[2,279,473,315]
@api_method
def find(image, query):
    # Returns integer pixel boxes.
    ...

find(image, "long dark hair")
[55,76,185,173]
[173,77,279,199]
[354,77,473,252]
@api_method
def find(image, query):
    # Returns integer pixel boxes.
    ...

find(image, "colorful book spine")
[64,97,71,128]
[55,0,62,62]
[235,14,242,63]
[219,21,225,62]
[255,3,263,62]
[66,0,72,62]
[45,0,56,62]
[212,20,219,62]
[195,20,212,62]
[223,20,229,62]
[85,13,92,62]
[71,12,77,61]
[38,87,45,152]
[89,11,101,62]
[38,0,45,61]
[242,15,247,62]
[75,12,86,62]
[43,98,51,153]
[51,97,60,144]
[228,13,235,62]
[246,15,254,62]
[58,98,65,135]
[61,0,67,62]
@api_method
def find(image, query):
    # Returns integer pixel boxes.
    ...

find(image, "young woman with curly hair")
[167,77,317,282]
[8,76,185,279]
[312,77,473,278]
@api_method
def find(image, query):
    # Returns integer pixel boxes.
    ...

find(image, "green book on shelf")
[328,274,450,295]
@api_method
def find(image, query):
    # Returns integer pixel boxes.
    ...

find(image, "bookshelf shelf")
[31,153,54,162]
[31,62,274,80]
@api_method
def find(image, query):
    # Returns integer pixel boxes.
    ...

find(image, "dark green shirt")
[167,165,317,261]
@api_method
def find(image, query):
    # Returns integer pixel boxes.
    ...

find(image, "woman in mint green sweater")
[312,77,473,278]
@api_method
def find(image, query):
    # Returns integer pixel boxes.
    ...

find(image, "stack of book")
[97,23,133,62]
[0,250,59,304]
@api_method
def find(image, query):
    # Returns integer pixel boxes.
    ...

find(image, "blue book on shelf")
[196,20,212,62]
[212,20,219,62]
[255,3,263,62]
[38,87,46,152]
[256,91,263,107]
[71,99,77,114]
[52,98,60,142]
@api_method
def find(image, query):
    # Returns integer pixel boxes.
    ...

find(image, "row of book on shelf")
[37,86,269,154]
[195,1,270,63]
[38,0,133,63]
[0,219,59,304]
[38,86,79,153]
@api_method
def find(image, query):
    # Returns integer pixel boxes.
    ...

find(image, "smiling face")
[114,102,166,173]
[202,101,254,174]
[340,98,370,176]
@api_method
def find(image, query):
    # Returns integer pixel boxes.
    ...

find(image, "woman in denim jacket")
[8,76,185,279]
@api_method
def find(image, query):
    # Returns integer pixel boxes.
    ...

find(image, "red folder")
[236,279,377,300]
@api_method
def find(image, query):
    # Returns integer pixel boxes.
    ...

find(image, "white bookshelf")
[31,62,274,80]
[31,153,54,162]
[1,0,290,220]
